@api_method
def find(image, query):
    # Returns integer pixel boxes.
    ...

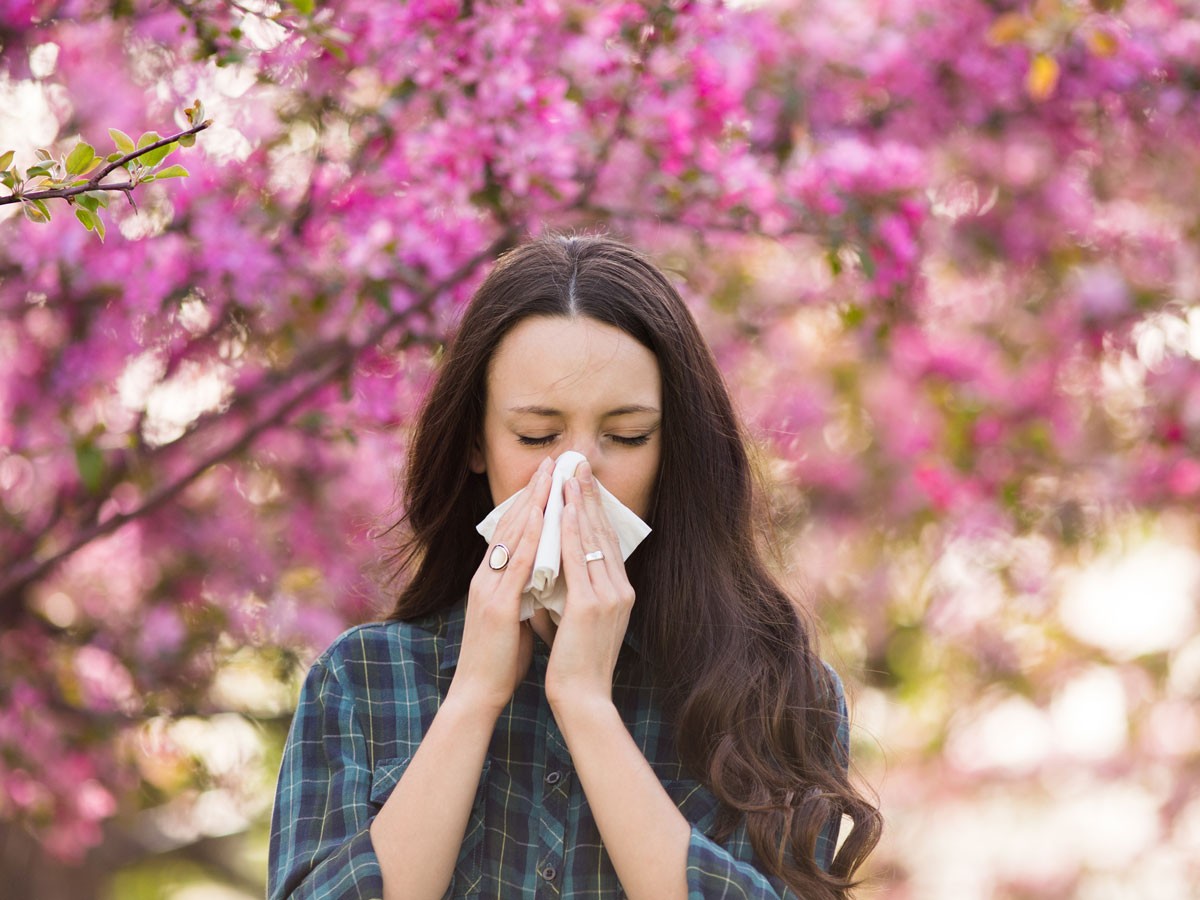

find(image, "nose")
[559,440,600,474]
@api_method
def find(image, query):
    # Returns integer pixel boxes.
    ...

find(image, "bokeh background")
[2,1,1199,897]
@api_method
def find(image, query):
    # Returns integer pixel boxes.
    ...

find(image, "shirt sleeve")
[683,665,849,899]
[268,652,385,900]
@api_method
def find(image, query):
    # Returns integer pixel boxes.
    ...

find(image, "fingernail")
[538,457,552,475]
[578,461,593,484]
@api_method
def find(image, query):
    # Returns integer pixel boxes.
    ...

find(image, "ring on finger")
[584,549,605,563]
[489,543,511,570]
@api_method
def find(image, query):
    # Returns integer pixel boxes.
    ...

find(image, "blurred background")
[1,1,1198,897]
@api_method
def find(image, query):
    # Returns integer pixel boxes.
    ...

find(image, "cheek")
[614,457,660,519]
[487,447,543,504]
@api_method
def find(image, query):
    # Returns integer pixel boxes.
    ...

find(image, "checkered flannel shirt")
[268,602,847,899]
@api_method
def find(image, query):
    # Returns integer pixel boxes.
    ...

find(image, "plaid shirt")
[268,602,846,899]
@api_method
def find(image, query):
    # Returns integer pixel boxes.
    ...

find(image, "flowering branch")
[0,101,210,238]
[0,230,517,613]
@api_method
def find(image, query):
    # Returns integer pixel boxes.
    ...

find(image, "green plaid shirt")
[268,602,845,899]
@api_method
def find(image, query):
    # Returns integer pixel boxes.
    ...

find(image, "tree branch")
[0,230,516,611]
[570,29,651,211]
[0,120,211,207]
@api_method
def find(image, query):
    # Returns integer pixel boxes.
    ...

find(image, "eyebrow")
[507,404,660,418]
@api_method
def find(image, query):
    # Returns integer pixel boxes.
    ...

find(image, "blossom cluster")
[1,0,1198,894]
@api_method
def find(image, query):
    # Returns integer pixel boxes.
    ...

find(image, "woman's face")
[471,315,662,519]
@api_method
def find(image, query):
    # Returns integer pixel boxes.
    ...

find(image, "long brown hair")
[387,234,881,896]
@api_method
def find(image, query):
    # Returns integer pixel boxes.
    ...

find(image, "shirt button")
[541,865,557,881]
[545,770,561,785]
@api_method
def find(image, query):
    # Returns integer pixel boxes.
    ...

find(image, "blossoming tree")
[1,0,1198,895]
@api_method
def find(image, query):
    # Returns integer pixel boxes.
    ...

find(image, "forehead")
[487,316,660,407]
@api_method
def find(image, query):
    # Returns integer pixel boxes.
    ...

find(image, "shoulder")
[307,604,464,686]
[821,661,847,713]
[817,660,850,769]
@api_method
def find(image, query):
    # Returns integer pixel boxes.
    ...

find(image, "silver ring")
[584,549,605,563]
[488,543,510,570]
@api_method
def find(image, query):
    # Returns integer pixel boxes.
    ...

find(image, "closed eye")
[515,433,654,447]
[610,434,652,446]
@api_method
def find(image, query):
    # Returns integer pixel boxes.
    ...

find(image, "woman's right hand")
[448,456,553,716]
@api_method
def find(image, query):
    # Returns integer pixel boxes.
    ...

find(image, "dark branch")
[0,229,517,611]
[0,120,211,207]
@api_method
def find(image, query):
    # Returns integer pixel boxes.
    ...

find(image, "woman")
[268,235,881,899]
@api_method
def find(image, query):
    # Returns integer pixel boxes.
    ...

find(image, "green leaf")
[291,0,315,14]
[74,442,105,493]
[109,128,136,153]
[0,150,13,171]
[76,193,100,213]
[106,151,123,162]
[31,198,51,220]
[0,170,16,190]
[84,190,110,209]
[137,131,161,150]
[74,207,106,241]
[839,304,866,329]
[22,201,49,223]
[153,164,189,180]
[65,142,95,175]
[75,206,97,231]
[856,245,877,280]
[35,148,52,162]
[25,164,52,178]
[178,133,196,148]
[318,36,349,62]
[826,249,843,276]
[140,141,177,168]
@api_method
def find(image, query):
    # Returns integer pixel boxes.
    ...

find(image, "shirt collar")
[438,599,644,670]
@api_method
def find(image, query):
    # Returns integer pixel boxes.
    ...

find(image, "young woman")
[268,235,881,899]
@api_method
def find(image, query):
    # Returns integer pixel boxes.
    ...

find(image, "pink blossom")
[2,0,1200,883]
[1167,459,1200,498]
[73,646,139,714]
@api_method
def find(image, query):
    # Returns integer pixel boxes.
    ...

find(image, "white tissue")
[475,451,652,622]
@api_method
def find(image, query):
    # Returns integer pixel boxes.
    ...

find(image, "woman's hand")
[545,459,635,710]
[448,456,553,716]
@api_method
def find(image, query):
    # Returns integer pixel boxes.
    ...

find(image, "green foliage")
[108,128,136,153]
[73,441,106,494]
[64,142,97,176]
[0,103,208,240]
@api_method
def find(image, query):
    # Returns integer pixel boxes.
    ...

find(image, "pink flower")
[73,646,138,714]
[1167,459,1200,498]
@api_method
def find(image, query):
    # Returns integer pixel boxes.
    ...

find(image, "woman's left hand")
[545,460,635,709]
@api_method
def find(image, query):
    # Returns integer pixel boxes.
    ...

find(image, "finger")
[571,469,624,587]
[565,476,618,598]
[481,459,552,568]
[559,498,593,592]
[471,500,544,623]
[490,456,553,545]
[508,462,554,576]
[497,501,543,591]
[574,462,621,563]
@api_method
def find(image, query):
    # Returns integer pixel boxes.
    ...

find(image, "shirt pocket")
[661,777,720,837]
[369,756,491,899]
